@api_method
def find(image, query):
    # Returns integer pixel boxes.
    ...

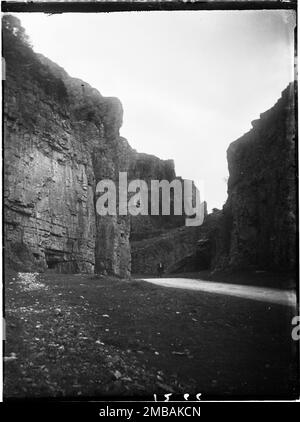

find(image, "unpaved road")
[142,278,297,307]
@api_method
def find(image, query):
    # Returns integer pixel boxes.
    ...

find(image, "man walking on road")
[157,262,164,278]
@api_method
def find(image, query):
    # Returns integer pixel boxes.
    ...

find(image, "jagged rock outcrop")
[213,83,296,272]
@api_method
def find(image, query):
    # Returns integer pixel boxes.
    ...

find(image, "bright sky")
[13,10,294,210]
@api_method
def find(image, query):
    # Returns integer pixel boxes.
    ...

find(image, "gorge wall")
[129,154,186,241]
[213,83,296,272]
[4,17,296,278]
[132,84,297,276]
[131,205,217,276]
[3,16,186,277]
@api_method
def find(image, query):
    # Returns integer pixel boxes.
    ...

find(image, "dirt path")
[142,278,297,307]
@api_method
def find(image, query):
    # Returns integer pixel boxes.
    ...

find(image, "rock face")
[213,83,296,272]
[132,84,297,276]
[5,17,294,278]
[3,16,131,275]
[130,154,186,241]
[131,204,214,276]
[3,16,188,276]
[131,226,202,275]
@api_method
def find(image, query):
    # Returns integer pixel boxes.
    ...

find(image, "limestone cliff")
[213,83,296,272]
[132,84,297,276]
[130,154,186,241]
[3,16,131,275]
[5,17,294,278]
[131,203,213,276]
[3,16,187,276]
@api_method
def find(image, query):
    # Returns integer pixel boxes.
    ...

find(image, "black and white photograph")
[1,0,299,409]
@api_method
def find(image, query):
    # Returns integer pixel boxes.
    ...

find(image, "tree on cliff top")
[2,14,32,51]
[3,14,68,105]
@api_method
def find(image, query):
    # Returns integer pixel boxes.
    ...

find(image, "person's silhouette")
[157,262,164,278]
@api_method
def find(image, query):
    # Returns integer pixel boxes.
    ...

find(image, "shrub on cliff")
[2,14,31,50]
[3,14,68,104]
